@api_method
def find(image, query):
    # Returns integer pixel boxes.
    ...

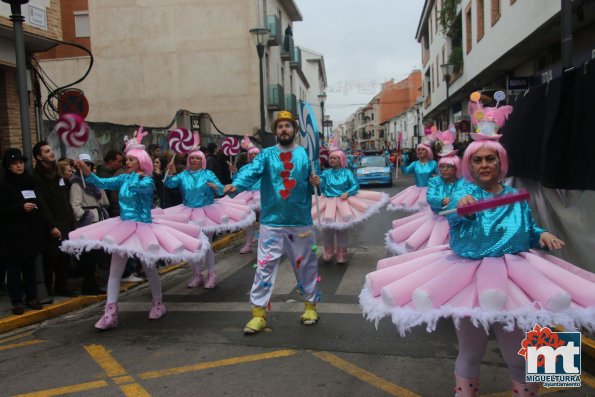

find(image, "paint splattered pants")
[250,225,320,308]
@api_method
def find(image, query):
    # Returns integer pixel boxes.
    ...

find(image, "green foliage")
[449,46,464,73]
[439,0,461,37]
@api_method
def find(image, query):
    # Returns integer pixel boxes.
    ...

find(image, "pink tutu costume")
[362,185,595,336]
[388,150,437,212]
[312,190,389,230]
[229,190,261,211]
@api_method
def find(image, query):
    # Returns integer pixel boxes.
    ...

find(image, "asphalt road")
[1,174,593,396]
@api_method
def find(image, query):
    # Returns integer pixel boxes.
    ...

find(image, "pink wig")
[186,149,207,170]
[329,149,347,168]
[438,155,462,179]
[462,140,508,182]
[126,148,153,175]
[416,143,434,161]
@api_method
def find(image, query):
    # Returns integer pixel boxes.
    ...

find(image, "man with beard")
[224,110,321,334]
[32,141,76,296]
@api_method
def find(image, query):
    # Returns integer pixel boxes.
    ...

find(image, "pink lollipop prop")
[221,137,240,156]
[56,113,89,148]
[55,113,90,187]
[167,128,194,155]
[439,190,530,216]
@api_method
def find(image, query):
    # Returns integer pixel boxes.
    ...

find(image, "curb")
[0,228,247,335]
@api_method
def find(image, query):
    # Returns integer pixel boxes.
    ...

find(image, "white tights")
[323,229,348,248]
[194,232,215,273]
[107,253,162,303]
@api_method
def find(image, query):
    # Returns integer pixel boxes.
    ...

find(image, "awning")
[0,24,59,66]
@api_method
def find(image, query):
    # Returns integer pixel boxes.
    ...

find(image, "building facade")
[0,0,61,155]
[416,0,595,138]
[38,0,327,146]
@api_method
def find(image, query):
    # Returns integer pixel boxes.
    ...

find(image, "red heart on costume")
[284,162,294,171]
[279,189,290,199]
[280,171,290,178]
[280,152,292,162]
[283,178,297,190]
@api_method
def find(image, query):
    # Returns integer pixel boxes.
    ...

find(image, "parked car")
[355,155,392,187]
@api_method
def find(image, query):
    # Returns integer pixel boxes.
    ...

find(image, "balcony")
[267,84,285,110]
[266,15,282,46]
[281,36,294,61]
[290,47,302,70]
[284,93,298,116]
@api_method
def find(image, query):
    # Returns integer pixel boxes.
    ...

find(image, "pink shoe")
[511,379,540,396]
[187,270,204,288]
[95,303,119,330]
[322,246,334,262]
[204,272,217,289]
[239,245,253,254]
[336,247,348,264]
[454,373,479,397]
[149,299,166,320]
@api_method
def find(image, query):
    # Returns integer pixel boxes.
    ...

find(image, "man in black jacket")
[32,141,76,296]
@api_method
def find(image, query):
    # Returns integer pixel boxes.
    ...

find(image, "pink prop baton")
[439,190,530,216]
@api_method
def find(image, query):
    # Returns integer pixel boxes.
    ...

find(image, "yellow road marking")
[12,380,109,397]
[84,344,128,377]
[84,344,151,397]
[139,349,298,380]
[0,340,45,351]
[0,330,35,344]
[311,351,421,397]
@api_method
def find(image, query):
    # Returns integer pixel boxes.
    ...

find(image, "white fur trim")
[359,287,595,337]
[317,192,390,230]
[61,232,211,268]
[201,211,256,234]
[384,232,412,255]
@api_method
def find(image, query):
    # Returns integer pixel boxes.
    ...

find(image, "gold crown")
[272,110,298,130]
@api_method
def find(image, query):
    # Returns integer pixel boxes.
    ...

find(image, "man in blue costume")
[224,110,321,334]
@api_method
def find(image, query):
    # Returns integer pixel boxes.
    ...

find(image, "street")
[1,175,593,397]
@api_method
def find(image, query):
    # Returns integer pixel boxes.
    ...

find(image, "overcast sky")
[293,0,425,124]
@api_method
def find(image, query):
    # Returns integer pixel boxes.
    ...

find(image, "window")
[465,3,472,53]
[491,0,501,26]
[431,64,435,92]
[74,11,90,38]
[429,10,433,44]
[436,55,440,87]
[476,0,485,42]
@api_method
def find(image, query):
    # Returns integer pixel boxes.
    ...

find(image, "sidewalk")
[0,228,247,334]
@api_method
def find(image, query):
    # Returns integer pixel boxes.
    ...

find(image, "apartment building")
[38,0,327,146]
[416,0,595,139]
[0,0,61,154]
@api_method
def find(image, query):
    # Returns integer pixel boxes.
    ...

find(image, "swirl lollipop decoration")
[221,137,240,156]
[55,113,89,148]
[168,128,194,155]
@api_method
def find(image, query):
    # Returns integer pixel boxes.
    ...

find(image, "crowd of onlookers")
[0,138,242,316]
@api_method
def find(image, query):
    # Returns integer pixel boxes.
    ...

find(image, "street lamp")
[249,27,271,146]
[440,63,454,127]
[2,0,32,169]
[317,92,327,142]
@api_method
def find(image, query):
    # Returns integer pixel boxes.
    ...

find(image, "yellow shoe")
[300,302,318,325]
[243,307,267,334]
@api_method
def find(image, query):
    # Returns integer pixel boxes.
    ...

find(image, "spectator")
[57,159,74,186]
[32,141,76,297]
[0,148,44,314]
[147,144,162,160]
[206,142,222,181]
[70,154,109,295]
[216,150,232,185]
[152,156,165,208]
[96,149,124,217]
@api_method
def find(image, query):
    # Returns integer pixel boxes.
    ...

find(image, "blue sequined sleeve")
[232,154,264,192]
[526,203,547,248]
[206,170,224,196]
[401,160,416,175]
[85,173,126,191]
[426,176,444,213]
[163,172,182,189]
[128,174,155,194]
[346,170,359,196]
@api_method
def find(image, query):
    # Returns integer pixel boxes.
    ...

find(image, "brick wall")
[0,70,39,155]
[38,0,90,60]
[0,0,62,41]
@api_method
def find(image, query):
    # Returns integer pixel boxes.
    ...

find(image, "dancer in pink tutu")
[315,142,389,264]
[360,94,594,396]
[385,127,467,254]
[164,134,255,288]
[63,128,210,330]
[387,135,438,212]
[224,136,262,254]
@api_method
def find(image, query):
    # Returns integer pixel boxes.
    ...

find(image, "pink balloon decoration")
[55,113,89,147]
[168,128,194,155]
[221,137,240,156]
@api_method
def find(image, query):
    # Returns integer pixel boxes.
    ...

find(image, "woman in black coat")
[0,149,44,315]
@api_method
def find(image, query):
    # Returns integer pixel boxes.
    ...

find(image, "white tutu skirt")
[311,190,389,230]
[61,209,210,268]
[359,245,595,336]
[163,199,256,234]
[229,190,261,211]
[387,186,428,212]
[385,209,449,255]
